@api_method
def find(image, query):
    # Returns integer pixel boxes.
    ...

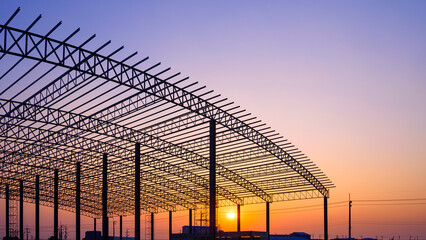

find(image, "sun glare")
[227,212,236,219]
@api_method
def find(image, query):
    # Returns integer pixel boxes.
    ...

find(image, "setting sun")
[227,212,236,219]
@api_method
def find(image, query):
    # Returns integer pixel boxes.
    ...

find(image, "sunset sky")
[0,1,425,240]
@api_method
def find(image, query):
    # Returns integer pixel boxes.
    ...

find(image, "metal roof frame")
[0,8,334,218]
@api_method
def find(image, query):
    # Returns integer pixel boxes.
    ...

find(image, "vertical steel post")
[266,202,270,240]
[103,153,108,240]
[6,184,9,239]
[54,169,59,240]
[76,162,81,240]
[349,194,352,240]
[151,212,154,240]
[20,180,24,240]
[120,216,122,240]
[94,218,97,240]
[209,120,216,240]
[135,143,141,240]
[189,209,193,234]
[237,204,241,232]
[36,175,40,240]
[169,211,172,240]
[324,196,328,240]
[113,219,116,238]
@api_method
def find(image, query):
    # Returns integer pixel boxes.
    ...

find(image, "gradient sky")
[0,1,425,240]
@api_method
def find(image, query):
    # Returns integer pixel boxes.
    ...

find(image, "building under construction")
[0,8,334,240]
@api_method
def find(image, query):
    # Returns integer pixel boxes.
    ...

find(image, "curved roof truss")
[0,8,334,217]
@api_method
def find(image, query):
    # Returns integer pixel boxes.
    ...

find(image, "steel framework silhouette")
[0,8,334,240]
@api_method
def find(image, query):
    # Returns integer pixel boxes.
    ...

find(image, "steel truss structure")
[0,7,334,226]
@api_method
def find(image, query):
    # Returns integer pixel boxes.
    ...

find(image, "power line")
[353,198,426,202]
[354,222,426,226]
[239,201,347,213]
[354,202,426,206]
[244,205,347,216]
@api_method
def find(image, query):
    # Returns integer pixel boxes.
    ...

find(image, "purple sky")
[1,1,426,239]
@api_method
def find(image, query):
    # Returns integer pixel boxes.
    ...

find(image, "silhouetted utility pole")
[349,194,352,240]
[59,224,63,240]
[113,220,117,238]
[64,225,68,240]
[25,227,30,240]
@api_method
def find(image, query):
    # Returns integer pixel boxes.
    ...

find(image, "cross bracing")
[0,9,334,219]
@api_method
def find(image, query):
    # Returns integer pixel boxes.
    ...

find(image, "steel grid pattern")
[0,9,334,217]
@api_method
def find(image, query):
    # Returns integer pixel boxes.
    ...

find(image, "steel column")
[209,120,216,240]
[54,169,59,240]
[135,143,141,240]
[6,184,9,239]
[349,194,352,240]
[189,209,193,234]
[324,196,328,240]
[120,216,122,240]
[266,202,270,240]
[36,175,40,240]
[151,212,154,240]
[103,153,108,240]
[76,162,81,240]
[94,218,97,240]
[169,211,172,240]
[237,204,241,232]
[20,180,24,240]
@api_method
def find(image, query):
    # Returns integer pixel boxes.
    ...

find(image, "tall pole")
[6,184,9,239]
[20,180,24,240]
[94,218,97,240]
[54,169,59,240]
[35,175,40,240]
[349,194,352,240]
[169,211,172,240]
[76,162,81,240]
[135,143,141,240]
[151,212,154,240]
[102,153,108,240]
[209,120,216,240]
[266,202,270,240]
[324,196,328,240]
[113,220,116,238]
[189,209,193,234]
[237,205,241,232]
[120,216,122,240]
